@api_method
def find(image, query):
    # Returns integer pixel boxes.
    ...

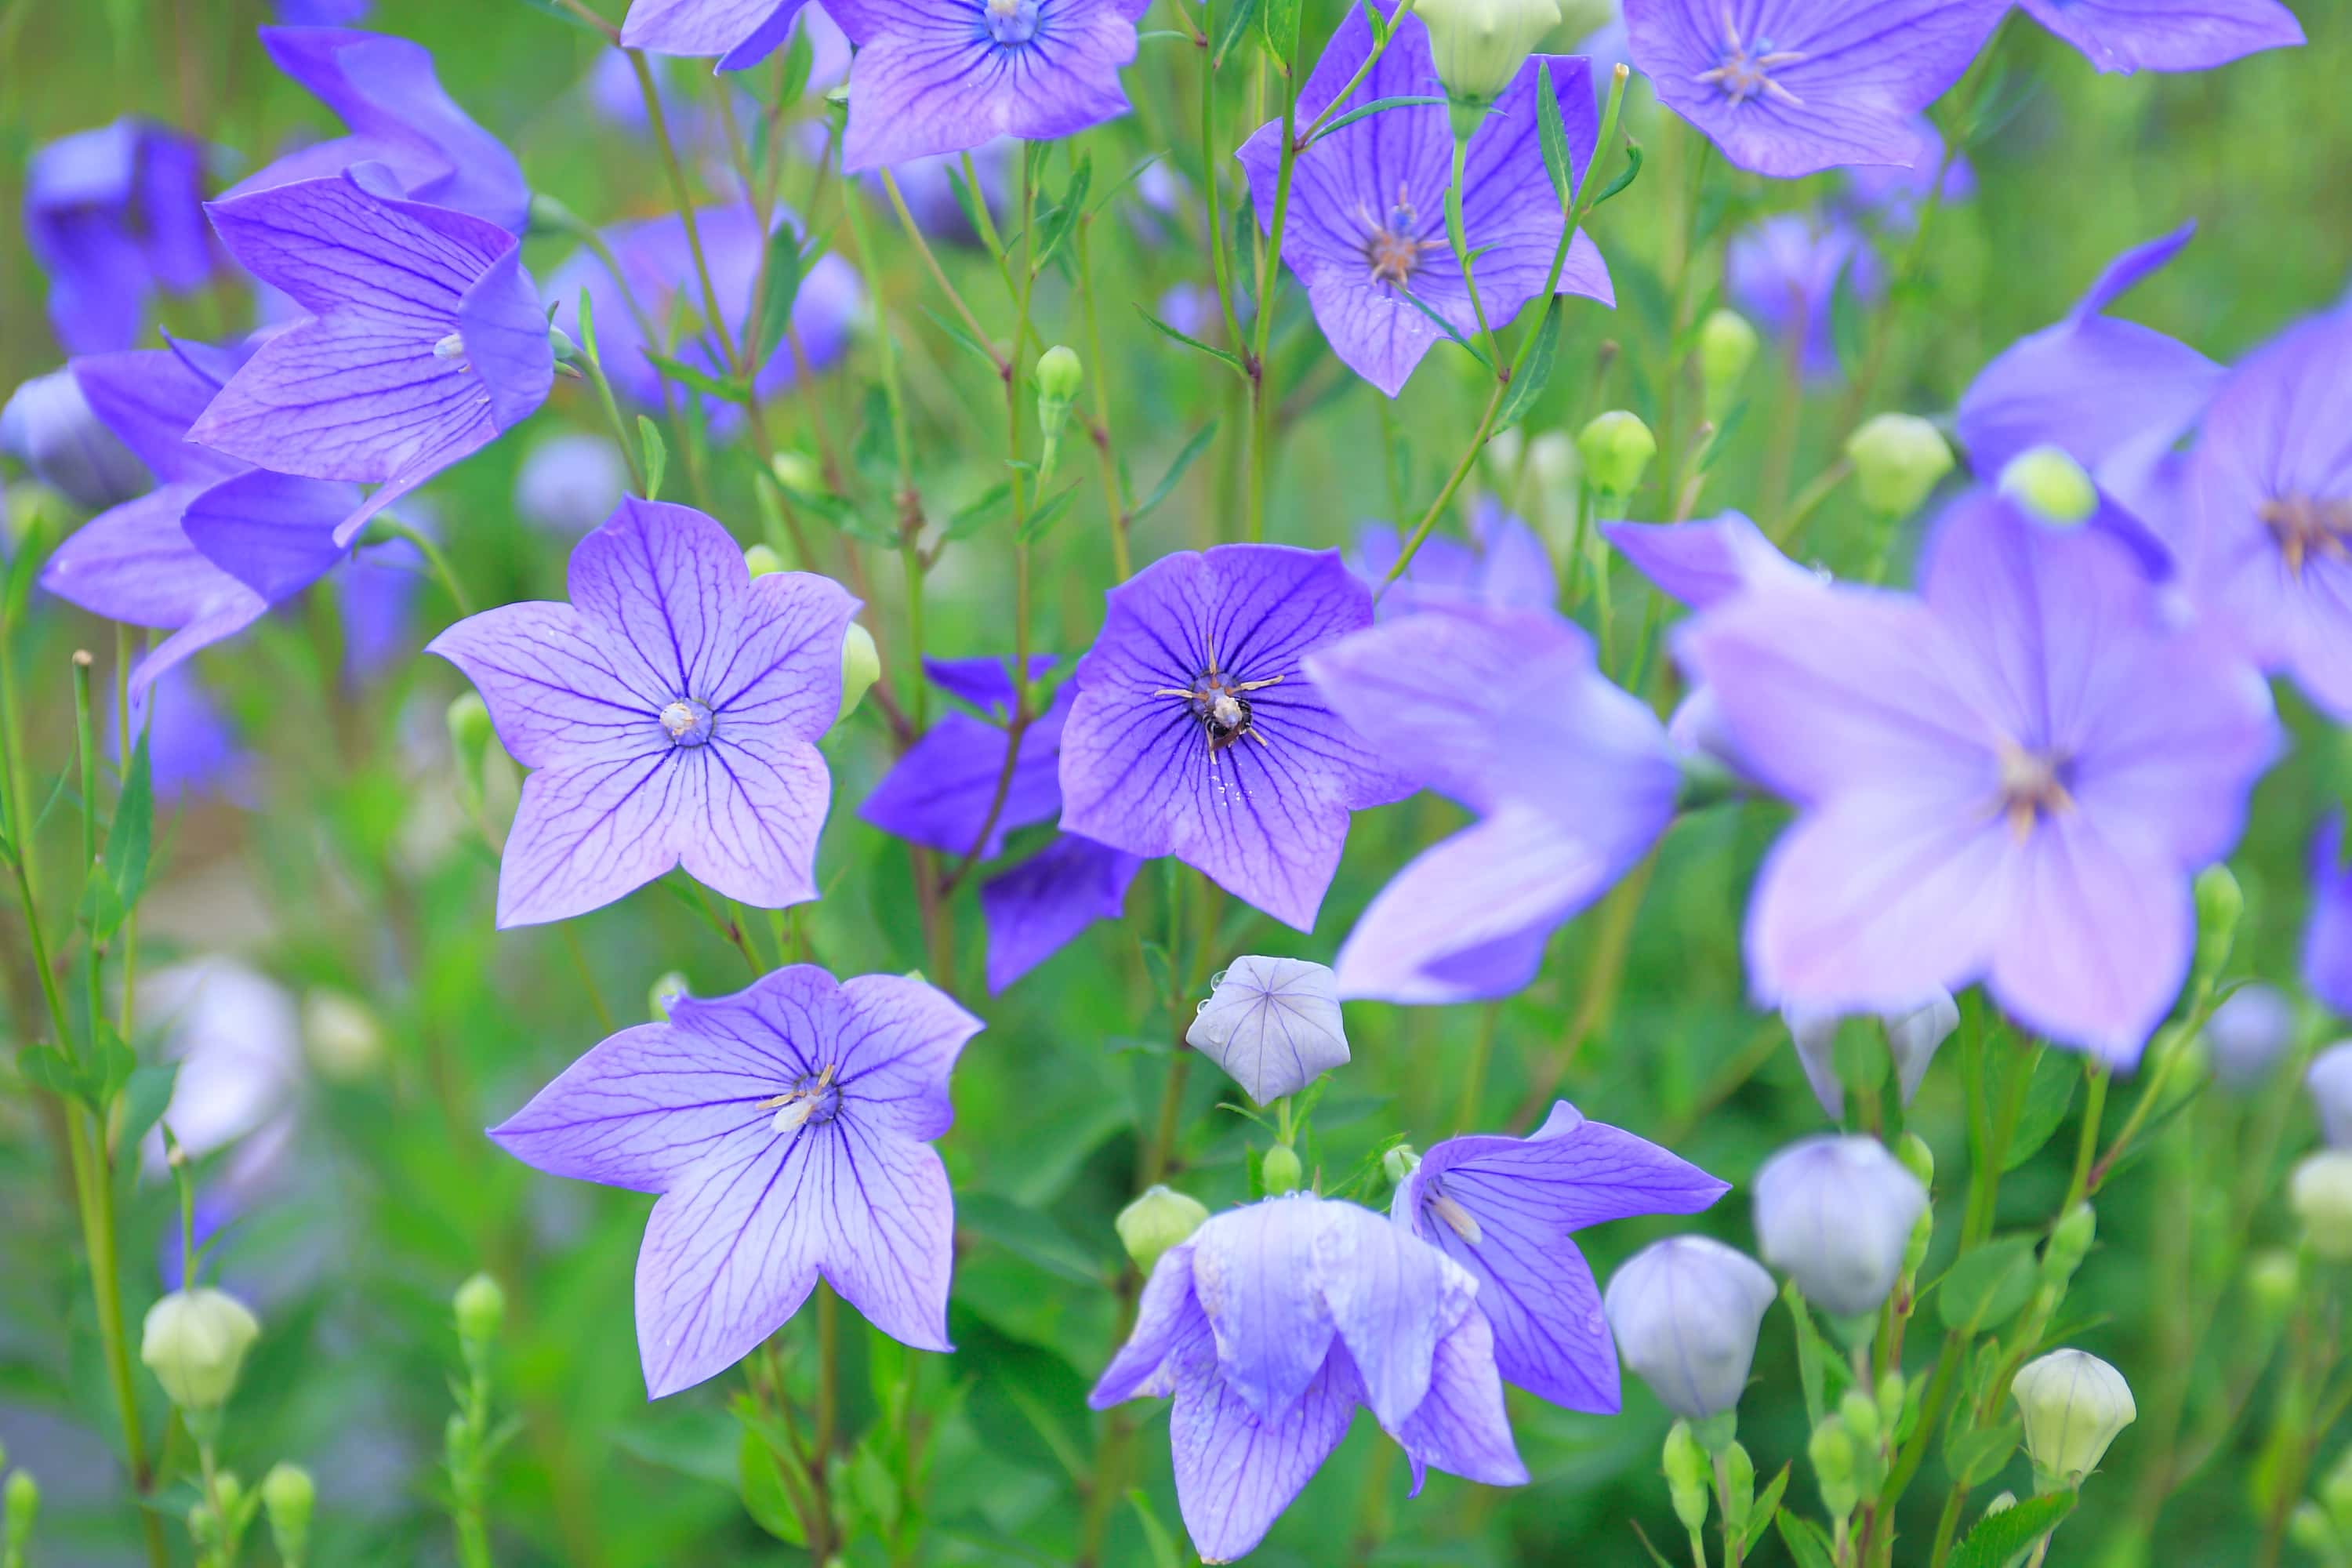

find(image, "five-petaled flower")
[490,964,982,1397]
[428,497,858,927]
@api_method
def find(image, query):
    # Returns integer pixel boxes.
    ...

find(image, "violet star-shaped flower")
[1237,13,1613,398]
[827,0,1152,172]
[25,119,213,354]
[1305,604,1681,1004]
[1624,0,2007,177]
[225,27,529,233]
[427,498,858,927]
[189,171,553,546]
[1351,499,1556,619]
[1057,544,1410,933]
[489,964,982,1397]
[2306,812,2352,1018]
[1089,1193,1526,1563]
[2017,0,2302,74]
[623,0,815,71]
[1391,1102,1727,1413]
[1678,488,2281,1063]
[1725,212,1883,381]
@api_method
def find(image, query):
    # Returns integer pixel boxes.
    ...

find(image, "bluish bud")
[1998,445,2098,526]
[1603,1237,1777,1420]
[2012,1349,2136,1490]
[1846,414,1954,520]
[3,1470,35,1552]
[1662,1421,1711,1534]
[743,543,785,578]
[2209,984,2296,1092]
[1754,1136,1929,1318]
[1700,309,1760,408]
[1261,1142,1304,1196]
[2042,1202,2096,1291]
[2308,1041,2352,1148]
[1809,1417,1859,1521]
[0,368,146,510]
[453,1272,506,1348]
[1577,410,1657,496]
[263,1463,315,1567]
[649,971,690,1022]
[1414,0,1562,110]
[2192,864,2244,985]
[1116,1185,1209,1274]
[140,1288,260,1413]
[2291,1150,2352,1260]
[837,622,881,726]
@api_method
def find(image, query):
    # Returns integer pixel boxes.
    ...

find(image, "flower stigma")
[433,331,470,368]
[1995,742,2074,841]
[2259,493,2352,576]
[1428,1185,1485,1245]
[1695,8,1806,107]
[1152,641,1283,754]
[757,1063,841,1135]
[660,698,716,747]
[1356,187,1446,292]
[984,0,1042,46]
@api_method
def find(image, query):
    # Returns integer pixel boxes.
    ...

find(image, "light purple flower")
[622,0,814,71]
[2017,0,2301,74]
[1603,1236,1777,1418]
[2,367,148,510]
[2307,813,2352,1018]
[2206,982,2294,1091]
[514,431,630,537]
[2180,306,2352,722]
[1185,956,1349,1103]
[225,27,529,234]
[275,0,371,20]
[188,171,554,547]
[1839,116,1975,229]
[1058,544,1410,932]
[848,137,1016,249]
[115,663,253,808]
[827,0,1153,172]
[1351,499,1556,619]
[1725,213,1883,381]
[426,498,858,927]
[1678,489,2281,1064]
[1753,1134,1926,1316]
[490,964,982,1396]
[2311,1040,2352,1147]
[1236,15,1613,398]
[1603,511,1816,610]
[1089,1193,1526,1561]
[24,119,212,353]
[1391,1102,1727,1414]
[1624,0,2008,178]
[978,832,1142,992]
[1305,604,1679,1003]
[336,532,424,677]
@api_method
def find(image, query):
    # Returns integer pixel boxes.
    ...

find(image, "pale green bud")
[2291,1150,2352,1261]
[2245,1247,2301,1324]
[1896,1133,1934,1189]
[771,451,824,498]
[301,989,383,1082]
[1700,310,1759,408]
[649,971,690,1022]
[837,622,881,724]
[2321,1446,2352,1533]
[2012,1348,2136,1489]
[1261,1142,1304,1196]
[1877,1370,1906,1432]
[141,1288,261,1413]
[1413,0,1562,109]
[2192,864,2243,984]
[1839,1388,1881,1449]
[1998,445,2097,526]
[1116,1185,1210,1274]
[1577,410,1656,496]
[743,543,785,578]
[453,1272,506,1347]
[1719,1442,1756,1540]
[3,1470,36,1552]
[1846,414,1954,520]
[263,1463,314,1566]
[2042,1202,2096,1291]
[1809,1418,1859,1520]
[214,1472,245,1524]
[1662,1421,1711,1534]
[1382,1145,1422,1185]
[446,691,495,813]
[2288,1502,2335,1555]
[1035,345,1083,405]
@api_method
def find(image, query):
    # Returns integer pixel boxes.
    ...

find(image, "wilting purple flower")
[828,0,1153,172]
[1679,489,2281,1064]
[2,368,147,510]
[226,27,528,233]
[491,964,982,1396]
[116,663,253,807]
[978,832,1142,992]
[2016,0,2301,74]
[1753,1134,1927,1316]
[24,120,212,354]
[1058,544,1408,932]
[2207,982,2294,1091]
[188,172,554,547]
[1839,117,1974,229]
[1392,1102,1727,1413]
[2307,813,2352,1018]
[1602,1236,1774,1418]
[1625,0,2008,178]
[1090,1193,1526,1561]
[1784,991,1958,1120]
[514,431,630,537]
[1237,13,1613,398]
[427,498,858,927]
[1185,956,1350,1103]
[1725,213,1883,380]
[622,0,813,70]
[2180,307,2352,722]
[1306,604,1679,1002]
[2310,1041,2352,1148]
[1351,499,1556,619]
[545,205,859,419]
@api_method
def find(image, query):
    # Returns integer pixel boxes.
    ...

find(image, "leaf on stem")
[1132,422,1218,524]
[1934,1233,2038,1334]
[1392,286,1493,372]
[1134,305,1247,375]
[1588,142,1645,211]
[1210,0,1264,71]
[754,226,809,363]
[1306,94,1447,148]
[636,416,668,502]
[1019,481,1084,544]
[643,350,751,405]
[1494,297,1563,429]
[1775,1511,1838,1568]
[1537,63,1575,209]
[1949,1491,2074,1568]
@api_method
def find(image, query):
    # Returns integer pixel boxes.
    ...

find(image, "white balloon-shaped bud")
[1754,1135,1928,1317]
[2011,1348,2136,1488]
[1185,956,1349,1103]
[1603,1236,1777,1420]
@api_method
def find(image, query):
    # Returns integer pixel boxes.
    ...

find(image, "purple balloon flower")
[490,964,982,1397]
[1390,1102,1728,1414]
[1678,489,2281,1064]
[1057,544,1409,932]
[622,0,814,71]
[1839,117,1975,230]
[1089,1193,1526,1562]
[1603,510,1816,611]
[117,662,254,808]
[427,498,858,928]
[979,832,1144,993]
[1350,499,1557,619]
[1624,0,2008,177]
[225,27,529,234]
[188,171,554,548]
[1236,15,1613,398]
[2017,0,2302,74]
[514,431,630,537]
[828,0,1153,172]
[2308,813,2352,1018]
[2180,306,2352,722]
[24,119,213,354]
[1,366,149,510]
[1725,213,1884,381]
[1306,604,1681,1003]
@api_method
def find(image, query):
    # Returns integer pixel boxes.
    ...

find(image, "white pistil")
[755,1062,837,1134]
[433,332,470,369]
[1430,1190,1485,1245]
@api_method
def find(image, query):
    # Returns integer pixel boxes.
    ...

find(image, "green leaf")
[794,490,899,550]
[1129,1491,1184,1568]
[754,225,808,363]
[1258,0,1300,65]
[1949,1492,2074,1568]
[118,1062,180,1157]
[1776,1511,1838,1568]
[16,1045,82,1103]
[1943,1417,2020,1490]
[635,416,668,502]
[643,350,750,405]
[775,20,815,110]
[1536,63,1574,209]
[1210,0,1263,71]
[1392,285,1493,372]
[1784,1280,1832,1428]
[1033,156,1092,271]
[1588,142,1645,211]
[107,732,153,913]
[1018,481,1083,544]
[916,303,1003,372]
[946,481,1014,541]
[1936,1235,2041,1335]
[1743,1465,1793,1553]
[1494,297,1563,430]
[575,285,604,369]
[736,1426,809,1545]
[2002,1049,2079,1171]
[1134,304,1245,375]
[956,1192,1112,1286]
[1306,94,1447,147]
[1131,422,1218,524]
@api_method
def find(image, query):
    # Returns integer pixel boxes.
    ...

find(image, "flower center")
[661,698,715,747]
[1694,9,1807,107]
[1151,642,1284,755]
[1427,1182,1484,1245]
[757,1064,842,1135]
[2259,493,2352,576]
[433,331,470,368]
[1996,743,2074,840]
[1356,190,1443,291]
[984,0,1040,45]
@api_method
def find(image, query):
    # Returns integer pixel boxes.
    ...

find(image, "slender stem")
[1455,1001,1500,1133]
[1381,382,1505,588]
[1074,202,1132,580]
[811,1282,841,1559]
[1511,847,1655,1126]
[376,517,473,618]
[2063,1063,2109,1212]
[559,925,616,1033]
[113,625,137,1044]
[1198,34,1245,354]
[1247,43,1305,543]
[880,169,1009,376]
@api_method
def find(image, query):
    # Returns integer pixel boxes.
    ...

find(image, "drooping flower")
[24,120,213,354]
[1185,956,1350,1103]
[2180,306,2352,722]
[2016,0,2301,74]
[1624,0,2009,178]
[2306,813,2352,1017]
[187,172,554,546]
[427,498,858,927]
[1,366,148,510]
[1350,499,1557,619]
[622,0,816,70]
[226,27,528,233]
[826,0,1153,172]
[490,964,982,1396]
[1752,1134,1927,1317]
[1391,1102,1727,1413]
[1782,991,1958,1120]
[1236,11,1613,398]
[514,431,630,537]
[1724,213,1884,380]
[1089,1193,1526,1561]
[1305,603,1679,1002]
[1058,545,1410,932]
[1677,489,2281,1063]
[1602,1236,1776,1419]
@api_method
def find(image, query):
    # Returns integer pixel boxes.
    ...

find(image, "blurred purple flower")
[1154,283,1221,341]
[1725,213,1883,381]
[1,367,148,510]
[622,0,815,70]
[1784,991,1959,1120]
[2313,1040,2352,1146]
[141,957,305,1198]
[1306,604,1679,1003]
[2206,982,2294,1091]
[1351,499,1556,618]
[1391,1102,1727,1414]
[1237,15,1613,398]
[514,431,630,537]
[1624,0,2007,177]
[226,27,529,233]
[336,532,424,677]
[24,119,213,353]
[2018,0,2301,74]
[1058,544,1410,932]
[978,832,1142,992]
[1839,117,1975,229]
[1089,1193,1526,1561]
[860,139,1014,247]
[1577,2,1633,93]
[1678,489,2281,1064]
[491,965,982,1396]
[189,172,554,547]
[275,0,371,20]
[427,498,858,927]
[1603,511,1815,610]
[114,662,254,807]
[2307,813,2352,1018]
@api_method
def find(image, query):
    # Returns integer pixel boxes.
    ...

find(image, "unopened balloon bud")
[2245,1247,2300,1326]
[1720,1441,1756,1540]
[447,691,495,815]
[1998,444,2097,526]
[2292,1150,2352,1260]
[649,971,690,1022]
[743,543,785,578]
[837,622,880,725]
[1414,0,1562,111]
[3,1470,36,1553]
[1846,413,1953,520]
[454,1272,506,1352]
[141,1288,260,1415]
[1577,410,1657,497]
[2192,864,2243,985]
[2042,1203,2096,1291]
[302,989,383,1082]
[2012,1348,2136,1490]
[1809,1417,1859,1521]
[1839,1388,1882,1450]
[1382,1144,1422,1185]
[1116,1185,1210,1275]
[263,1462,314,1567]
[1663,1421,1711,1534]
[1261,1142,1304,1196]
[771,451,824,498]
[1700,309,1759,409]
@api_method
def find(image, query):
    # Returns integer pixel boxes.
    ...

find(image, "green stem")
[559,925,616,1033]
[375,517,473,618]
[1247,40,1305,543]
[879,169,1009,377]
[811,1282,841,1559]
[1073,201,1132,580]
[2063,1063,2109,1212]
[1198,33,1245,355]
